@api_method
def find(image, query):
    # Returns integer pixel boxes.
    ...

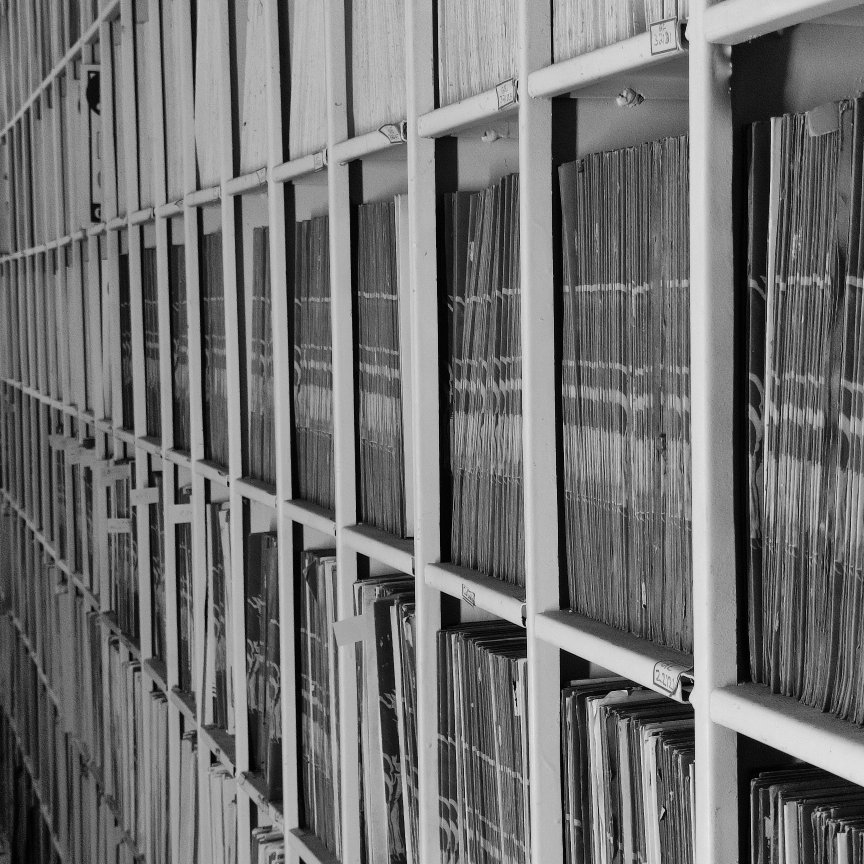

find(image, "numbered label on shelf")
[461,584,476,607]
[652,660,693,697]
[496,78,518,111]
[649,18,680,56]
[379,123,403,145]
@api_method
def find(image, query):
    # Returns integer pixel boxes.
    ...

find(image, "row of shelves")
[4,1,864,864]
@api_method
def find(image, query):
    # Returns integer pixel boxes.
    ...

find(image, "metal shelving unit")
[2,2,864,864]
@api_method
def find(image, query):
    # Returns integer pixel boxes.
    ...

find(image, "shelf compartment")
[341,523,414,575]
[417,80,519,138]
[283,499,337,536]
[535,610,694,702]
[704,0,864,44]
[529,29,688,101]
[286,829,340,864]
[271,150,328,184]
[234,476,277,509]
[424,562,526,627]
[329,124,407,165]
[711,683,864,787]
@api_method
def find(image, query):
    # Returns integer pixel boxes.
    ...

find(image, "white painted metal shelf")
[536,611,694,702]
[704,0,864,44]
[712,684,864,788]
[528,29,688,100]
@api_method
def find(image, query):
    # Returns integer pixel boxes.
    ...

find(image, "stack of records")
[106,640,144,847]
[299,547,341,856]
[142,246,161,439]
[206,765,237,864]
[248,226,276,486]
[746,98,864,724]
[119,251,134,429]
[559,136,692,653]
[150,473,166,663]
[170,242,191,452]
[175,731,199,864]
[201,232,228,467]
[176,496,196,696]
[245,531,282,799]
[52,436,66,560]
[562,679,694,864]
[293,216,335,511]
[288,0,328,159]
[444,176,523,586]
[552,0,689,62]
[349,0,406,134]
[751,766,864,862]
[437,0,518,106]
[354,576,417,864]
[203,501,234,732]
[355,197,413,538]
[251,826,285,863]
[146,691,170,864]
[438,622,529,864]
[106,461,139,641]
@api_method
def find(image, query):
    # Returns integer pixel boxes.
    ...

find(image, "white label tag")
[461,584,476,607]
[496,78,518,111]
[379,123,403,145]
[652,660,693,697]
[333,614,373,647]
[130,487,159,507]
[313,149,326,172]
[167,504,193,524]
[649,19,679,56]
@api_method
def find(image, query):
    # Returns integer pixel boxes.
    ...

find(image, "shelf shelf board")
[198,724,236,773]
[185,185,221,208]
[100,612,142,661]
[164,448,192,470]
[535,610,693,702]
[224,168,268,198]
[195,458,230,486]
[237,771,283,827]
[417,81,519,139]
[234,476,277,509]
[168,687,197,724]
[704,0,864,44]
[529,30,688,101]
[711,683,864,786]
[329,123,407,165]
[283,499,337,537]
[341,523,414,575]
[135,435,162,458]
[424,562,526,627]
[142,657,168,694]
[154,199,184,219]
[271,150,328,184]
[286,829,340,864]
